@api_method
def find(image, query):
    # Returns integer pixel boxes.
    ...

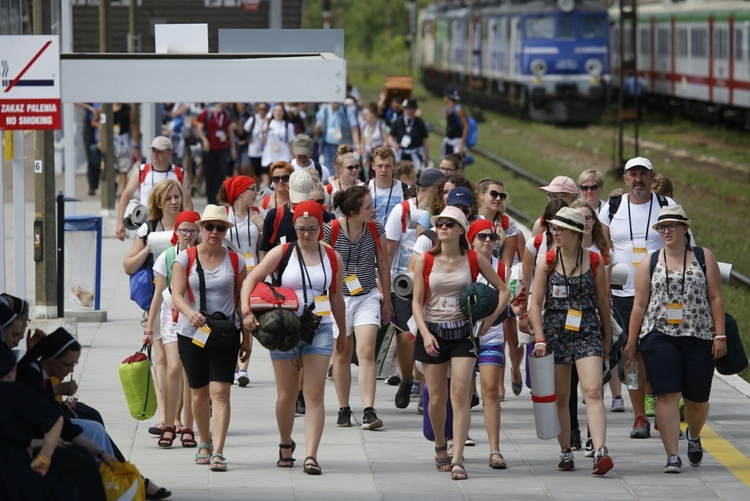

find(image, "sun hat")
[171,210,201,245]
[222,175,255,205]
[652,205,691,230]
[538,176,578,195]
[198,204,234,229]
[467,219,495,244]
[293,200,324,241]
[446,186,473,209]
[430,206,470,233]
[549,207,586,233]
[289,170,313,204]
[416,168,444,188]
[151,136,173,151]
[292,134,314,156]
[624,156,654,172]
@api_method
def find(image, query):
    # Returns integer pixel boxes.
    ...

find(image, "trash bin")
[64,215,102,311]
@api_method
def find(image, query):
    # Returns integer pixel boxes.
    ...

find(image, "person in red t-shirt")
[197,103,237,204]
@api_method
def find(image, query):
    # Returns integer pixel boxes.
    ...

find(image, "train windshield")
[526,16,555,39]
[579,15,607,39]
[525,14,608,40]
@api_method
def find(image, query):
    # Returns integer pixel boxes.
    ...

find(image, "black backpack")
[608,193,668,223]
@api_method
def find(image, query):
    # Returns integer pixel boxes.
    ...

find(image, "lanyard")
[150,164,172,187]
[663,248,687,299]
[404,116,414,135]
[345,218,364,273]
[373,181,394,216]
[558,248,582,310]
[627,194,654,243]
[297,243,327,304]
[229,206,252,249]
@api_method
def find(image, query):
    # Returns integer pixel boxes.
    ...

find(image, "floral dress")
[543,268,603,364]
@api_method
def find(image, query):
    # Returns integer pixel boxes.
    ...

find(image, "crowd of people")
[2,90,730,497]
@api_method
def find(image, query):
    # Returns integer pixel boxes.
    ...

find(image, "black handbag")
[196,254,239,349]
[295,244,324,345]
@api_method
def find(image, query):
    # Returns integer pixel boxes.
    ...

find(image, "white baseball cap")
[624,157,654,172]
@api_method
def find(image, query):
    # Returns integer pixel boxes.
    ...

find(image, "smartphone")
[472,321,484,337]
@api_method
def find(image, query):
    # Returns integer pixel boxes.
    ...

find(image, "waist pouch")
[205,312,239,349]
[426,320,471,341]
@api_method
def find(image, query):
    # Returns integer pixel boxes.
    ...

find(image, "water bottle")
[626,359,639,390]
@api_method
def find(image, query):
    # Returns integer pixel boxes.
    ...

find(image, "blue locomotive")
[419,0,610,123]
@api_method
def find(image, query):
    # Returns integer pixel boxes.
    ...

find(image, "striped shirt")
[323,220,384,297]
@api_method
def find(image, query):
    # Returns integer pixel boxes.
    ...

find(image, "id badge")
[243,252,256,272]
[565,309,582,332]
[314,295,331,316]
[193,325,211,348]
[331,128,343,141]
[667,303,683,324]
[438,296,458,312]
[280,236,287,244]
[632,244,647,266]
[216,130,227,142]
[345,274,364,295]
[552,285,568,298]
[113,124,121,135]
[400,134,412,148]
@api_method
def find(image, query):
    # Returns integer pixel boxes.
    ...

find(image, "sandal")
[148,422,166,436]
[157,426,175,448]
[174,424,184,435]
[210,453,227,472]
[303,456,322,475]
[277,441,296,468]
[143,478,172,501]
[180,428,197,448]
[489,451,507,470]
[195,443,212,465]
[451,462,468,480]
[435,444,451,472]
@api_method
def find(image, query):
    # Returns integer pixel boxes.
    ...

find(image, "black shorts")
[250,156,264,174]
[612,296,634,336]
[639,330,714,403]
[178,334,240,389]
[391,293,412,333]
[414,332,477,365]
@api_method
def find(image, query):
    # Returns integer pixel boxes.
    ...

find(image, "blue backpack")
[453,105,478,148]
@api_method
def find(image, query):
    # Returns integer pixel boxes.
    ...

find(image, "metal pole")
[61,0,76,211]
[12,129,25,298]
[269,0,282,29]
[0,133,5,291]
[57,191,64,318]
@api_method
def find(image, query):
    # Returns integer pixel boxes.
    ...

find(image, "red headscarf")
[292,200,324,241]
[467,218,496,245]
[171,210,202,245]
[223,176,255,205]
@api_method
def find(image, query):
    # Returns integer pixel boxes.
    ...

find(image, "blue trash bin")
[64,216,102,310]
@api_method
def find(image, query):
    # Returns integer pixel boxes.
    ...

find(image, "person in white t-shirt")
[261,104,295,173]
[368,147,406,226]
[242,102,269,185]
[290,134,330,184]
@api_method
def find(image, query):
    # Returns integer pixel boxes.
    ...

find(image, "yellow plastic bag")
[99,461,145,501]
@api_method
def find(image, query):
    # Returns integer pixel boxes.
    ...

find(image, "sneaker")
[233,372,239,385]
[558,449,575,471]
[327,365,334,380]
[611,396,625,412]
[679,397,686,422]
[410,381,420,401]
[362,407,383,430]
[236,371,249,387]
[571,429,582,451]
[584,438,595,457]
[417,395,424,415]
[686,429,703,467]
[395,379,413,409]
[645,395,656,417]
[592,447,614,476]
[337,407,352,427]
[630,416,651,439]
[465,436,475,447]
[295,391,306,415]
[664,453,682,473]
[471,393,480,409]
[386,374,401,386]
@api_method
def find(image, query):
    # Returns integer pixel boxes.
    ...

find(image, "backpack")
[184,247,240,305]
[268,204,287,245]
[532,233,544,254]
[650,246,706,278]
[399,200,412,233]
[544,250,601,279]
[129,221,160,310]
[608,193,668,223]
[274,242,339,294]
[422,249,480,302]
[452,105,478,148]
[328,218,384,256]
[165,245,178,286]
[139,163,184,185]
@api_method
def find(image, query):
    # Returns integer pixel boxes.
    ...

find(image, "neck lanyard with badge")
[627,194,653,266]
[229,206,255,271]
[401,116,414,149]
[343,218,364,295]
[297,243,331,317]
[663,248,687,325]
[559,248,583,333]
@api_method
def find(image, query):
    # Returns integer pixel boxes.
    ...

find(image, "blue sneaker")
[664,454,682,473]
[686,428,703,467]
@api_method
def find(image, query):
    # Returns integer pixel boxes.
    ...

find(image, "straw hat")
[652,205,691,230]
[430,206,470,233]
[549,207,586,233]
[198,204,234,228]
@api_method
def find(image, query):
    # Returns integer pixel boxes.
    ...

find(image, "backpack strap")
[174,165,184,184]
[423,229,438,246]
[313,161,323,178]
[138,163,151,185]
[229,250,240,307]
[274,243,295,286]
[329,219,341,247]
[268,204,286,245]
[422,251,435,303]
[589,251,600,280]
[533,233,544,254]
[545,249,556,270]
[468,249,480,282]
[656,193,668,208]
[165,245,178,286]
[501,214,510,231]
[185,247,198,303]
[368,221,384,256]
[323,245,339,294]
[399,200,411,233]
[649,250,660,278]
[608,194,623,223]
[496,259,507,283]
[693,246,707,276]
[261,194,271,210]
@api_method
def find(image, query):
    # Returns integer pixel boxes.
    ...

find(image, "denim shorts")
[270,322,334,360]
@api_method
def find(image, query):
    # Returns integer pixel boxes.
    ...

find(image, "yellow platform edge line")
[682,423,750,488]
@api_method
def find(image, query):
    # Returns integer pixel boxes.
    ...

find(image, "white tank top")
[280,245,334,325]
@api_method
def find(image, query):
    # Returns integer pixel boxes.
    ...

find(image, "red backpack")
[422,249,480,302]
[544,250,600,279]
[184,247,241,305]
[276,243,339,294]
[328,219,384,256]
[139,163,184,185]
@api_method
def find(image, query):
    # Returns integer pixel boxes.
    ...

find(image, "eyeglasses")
[203,223,228,233]
[476,233,499,242]
[177,228,199,236]
[345,164,361,171]
[314,199,325,205]
[246,186,257,192]
[435,220,456,229]
[579,184,600,192]
[549,226,567,234]
[272,175,290,183]
[655,223,682,233]
[295,226,320,234]
[489,190,507,201]
[439,167,457,174]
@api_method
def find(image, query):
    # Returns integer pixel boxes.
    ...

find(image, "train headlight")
[557,0,575,13]
[585,59,603,77]
[530,59,548,77]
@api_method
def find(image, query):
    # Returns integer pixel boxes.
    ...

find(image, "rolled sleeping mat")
[529,352,561,440]
[147,231,174,258]
[393,273,414,300]
[718,262,732,286]
[610,262,629,286]
[409,208,427,230]
[130,203,149,227]
[123,200,141,230]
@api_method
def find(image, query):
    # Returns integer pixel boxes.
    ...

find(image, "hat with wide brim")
[198,204,235,228]
[548,207,586,233]
[652,205,691,231]
[430,206,469,233]
[538,176,578,195]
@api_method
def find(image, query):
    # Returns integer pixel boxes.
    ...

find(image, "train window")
[691,27,707,58]
[639,27,651,56]
[558,16,575,38]
[525,16,555,39]
[579,16,607,39]
[736,29,744,61]
[677,28,688,57]
[657,28,669,57]
[715,28,729,60]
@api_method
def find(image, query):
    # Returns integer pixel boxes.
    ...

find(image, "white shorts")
[332,288,382,339]
[160,306,178,345]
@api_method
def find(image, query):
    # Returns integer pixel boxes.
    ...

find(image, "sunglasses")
[435,220,457,229]
[203,223,228,233]
[475,233,499,242]
[345,164,361,171]
[489,190,507,201]
[272,175,290,183]
[177,228,199,236]
[579,184,600,192]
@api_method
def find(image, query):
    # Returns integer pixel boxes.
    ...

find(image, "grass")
[350,65,750,382]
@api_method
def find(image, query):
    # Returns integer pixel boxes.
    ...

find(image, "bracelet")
[535,340,547,345]
[35,454,51,466]
[517,312,529,320]
[143,330,153,336]
[714,335,727,340]
[241,310,253,319]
